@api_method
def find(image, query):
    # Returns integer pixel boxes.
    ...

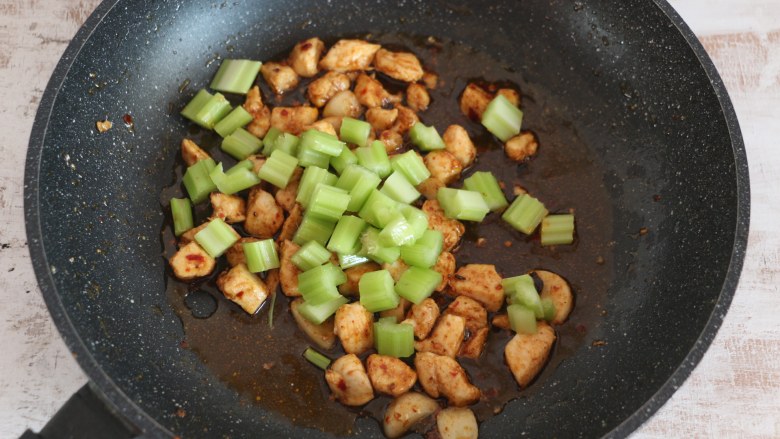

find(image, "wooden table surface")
[1,0,778,437]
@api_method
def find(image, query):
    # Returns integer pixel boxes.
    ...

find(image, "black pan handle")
[20,383,139,439]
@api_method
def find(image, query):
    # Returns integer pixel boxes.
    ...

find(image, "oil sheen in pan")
[159,33,615,436]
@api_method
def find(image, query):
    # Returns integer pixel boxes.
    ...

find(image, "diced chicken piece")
[265,268,280,294]
[449,264,504,312]
[354,73,391,108]
[279,240,302,297]
[422,71,438,89]
[323,90,363,118]
[319,39,381,72]
[491,314,510,330]
[382,392,439,439]
[459,83,492,121]
[334,303,374,355]
[244,187,284,238]
[459,327,489,359]
[374,49,424,82]
[417,177,445,201]
[405,298,440,340]
[288,37,325,78]
[442,125,476,168]
[437,407,478,439]
[290,298,336,350]
[378,130,403,153]
[245,154,266,174]
[504,131,538,162]
[210,192,246,224]
[278,203,303,243]
[382,259,409,282]
[275,167,303,212]
[319,116,344,133]
[261,62,299,95]
[533,270,574,325]
[422,200,465,252]
[325,354,374,406]
[504,322,556,388]
[179,222,208,246]
[380,298,411,322]
[434,355,481,407]
[433,251,455,292]
[305,119,337,136]
[216,263,269,314]
[366,354,417,397]
[496,88,521,107]
[270,106,319,135]
[445,296,487,333]
[414,352,440,397]
[181,139,210,166]
[225,237,260,267]
[339,262,381,296]
[169,242,216,280]
[243,86,271,138]
[366,108,398,132]
[307,71,351,107]
[406,83,430,112]
[415,314,465,358]
[424,150,462,185]
[390,105,419,134]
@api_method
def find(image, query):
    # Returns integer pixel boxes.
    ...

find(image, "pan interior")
[29,0,743,437]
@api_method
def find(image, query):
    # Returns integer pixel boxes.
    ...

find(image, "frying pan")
[23,0,749,437]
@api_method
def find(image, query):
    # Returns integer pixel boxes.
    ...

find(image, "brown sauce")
[160,33,614,436]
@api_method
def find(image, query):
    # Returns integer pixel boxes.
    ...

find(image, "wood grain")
[0,0,778,437]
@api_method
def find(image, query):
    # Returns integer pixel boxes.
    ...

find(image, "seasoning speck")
[476,237,487,248]
[639,227,649,236]
[503,240,513,248]
[592,340,607,347]
[96,119,112,133]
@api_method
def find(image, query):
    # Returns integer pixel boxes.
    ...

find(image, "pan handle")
[20,382,139,439]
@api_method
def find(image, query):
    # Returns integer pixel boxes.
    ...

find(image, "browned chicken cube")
[424,150,463,185]
[305,119,338,136]
[504,322,556,388]
[366,354,417,397]
[442,124,476,168]
[320,39,381,72]
[244,187,284,238]
[323,90,363,118]
[504,131,538,162]
[414,313,466,358]
[334,303,374,355]
[169,241,215,280]
[444,296,487,333]
[178,222,208,246]
[491,314,510,330]
[325,354,375,406]
[382,392,439,439]
[437,407,478,439]
[225,237,259,267]
[277,203,303,243]
[243,86,271,138]
[354,73,392,108]
[279,239,302,297]
[288,37,325,77]
[379,297,411,322]
[415,352,480,406]
[406,83,430,112]
[270,106,319,135]
[449,264,505,312]
[433,251,455,292]
[290,298,336,350]
[459,327,489,359]
[374,49,424,82]
[339,262,381,296]
[404,298,440,340]
[210,193,246,224]
[460,83,492,121]
[216,263,269,314]
[416,177,445,201]
[275,167,303,213]
[366,108,399,132]
[181,139,210,166]
[414,352,440,398]
[422,200,465,252]
[390,105,419,134]
[378,130,403,153]
[307,71,351,107]
[534,270,574,325]
[261,61,299,94]
[245,154,266,174]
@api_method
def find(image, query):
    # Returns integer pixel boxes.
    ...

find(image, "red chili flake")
[236,291,245,298]
[281,109,289,116]
[185,254,204,262]
[337,379,347,391]
[300,42,312,50]
[122,113,134,127]
[653,194,661,202]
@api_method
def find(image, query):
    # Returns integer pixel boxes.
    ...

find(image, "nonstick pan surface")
[25,0,748,437]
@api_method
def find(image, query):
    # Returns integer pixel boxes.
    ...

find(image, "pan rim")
[23,0,750,438]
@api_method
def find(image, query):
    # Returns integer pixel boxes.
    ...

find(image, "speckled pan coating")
[24,0,749,438]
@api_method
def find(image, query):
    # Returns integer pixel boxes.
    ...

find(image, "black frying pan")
[24,0,749,438]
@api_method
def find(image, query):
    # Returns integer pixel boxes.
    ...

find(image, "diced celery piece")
[299,129,345,157]
[409,123,445,151]
[298,265,343,306]
[463,171,508,211]
[261,127,283,156]
[307,184,351,222]
[296,166,338,208]
[336,164,382,212]
[272,132,301,157]
[502,194,548,234]
[340,117,371,147]
[355,140,392,178]
[303,347,331,370]
[378,212,416,247]
[541,214,575,246]
[170,198,193,236]
[541,298,557,322]
[291,240,332,271]
[400,229,443,268]
[209,162,261,195]
[298,295,348,325]
[181,90,232,129]
[507,304,537,335]
[338,252,371,269]
[380,171,421,204]
[358,190,398,228]
[297,142,331,168]
[182,158,217,204]
[194,218,238,258]
[257,149,299,189]
[214,105,253,137]
[210,59,262,95]
[293,214,337,247]
[373,320,414,357]
[328,215,367,254]
[360,228,400,264]
[507,275,543,318]
[394,267,442,304]
[243,239,280,273]
[359,270,399,312]
[330,146,358,175]
[390,150,431,186]
[482,94,524,142]
[221,127,263,160]
[226,159,254,174]
[437,187,491,222]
